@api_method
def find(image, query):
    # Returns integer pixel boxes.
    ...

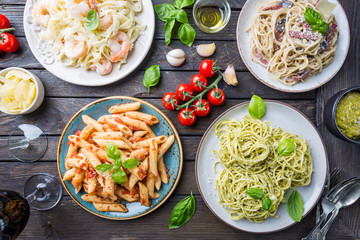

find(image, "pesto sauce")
[335,91,360,139]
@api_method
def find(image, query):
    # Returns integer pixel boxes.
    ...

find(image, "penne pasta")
[129,148,149,161]
[116,115,149,131]
[66,143,78,170]
[63,168,76,181]
[93,202,127,212]
[115,187,139,202]
[155,174,161,191]
[81,194,115,204]
[93,139,131,150]
[68,135,93,149]
[128,130,148,141]
[82,115,110,132]
[79,125,94,140]
[92,131,123,140]
[129,174,139,190]
[157,135,175,160]
[138,182,151,207]
[158,157,169,184]
[108,102,141,113]
[81,148,102,169]
[133,136,167,149]
[125,111,159,125]
[149,140,158,177]
[103,115,132,136]
[72,170,85,194]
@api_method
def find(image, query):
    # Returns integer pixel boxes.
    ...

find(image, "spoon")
[320,181,360,238]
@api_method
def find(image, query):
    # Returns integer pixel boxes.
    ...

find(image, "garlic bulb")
[166,49,186,67]
[224,65,238,86]
[196,43,216,57]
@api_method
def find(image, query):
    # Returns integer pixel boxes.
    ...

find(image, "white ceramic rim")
[195,100,328,233]
[23,0,155,86]
[236,0,351,93]
[0,67,44,115]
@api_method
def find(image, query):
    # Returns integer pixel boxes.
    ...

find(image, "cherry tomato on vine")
[178,108,196,126]
[176,83,193,102]
[162,92,179,110]
[0,33,19,52]
[0,14,10,29]
[199,59,217,78]
[190,74,207,92]
[208,88,225,106]
[193,99,211,117]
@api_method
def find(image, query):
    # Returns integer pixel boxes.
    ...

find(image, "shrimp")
[33,3,50,28]
[64,40,87,60]
[90,59,113,75]
[68,0,97,18]
[108,32,132,62]
[98,13,113,30]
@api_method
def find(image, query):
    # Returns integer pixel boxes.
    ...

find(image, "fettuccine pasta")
[213,116,312,223]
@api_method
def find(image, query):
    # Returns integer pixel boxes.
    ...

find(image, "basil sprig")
[278,138,297,156]
[154,0,196,46]
[286,190,304,222]
[246,187,273,211]
[84,10,99,31]
[248,95,266,119]
[143,65,161,94]
[95,142,140,184]
[304,7,329,35]
[169,193,196,229]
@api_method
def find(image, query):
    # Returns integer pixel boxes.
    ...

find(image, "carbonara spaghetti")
[213,116,312,223]
[32,0,146,75]
[248,0,339,85]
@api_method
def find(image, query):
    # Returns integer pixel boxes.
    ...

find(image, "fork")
[315,167,342,222]
[302,177,359,240]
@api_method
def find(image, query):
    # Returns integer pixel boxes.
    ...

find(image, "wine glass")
[0,124,48,162]
[24,173,62,211]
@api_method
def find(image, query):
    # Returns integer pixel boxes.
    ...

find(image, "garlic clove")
[196,43,216,57]
[224,65,238,86]
[166,49,186,67]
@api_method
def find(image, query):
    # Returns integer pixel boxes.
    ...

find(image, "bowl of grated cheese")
[0,67,45,115]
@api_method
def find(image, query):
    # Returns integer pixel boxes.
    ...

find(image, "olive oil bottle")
[193,0,230,33]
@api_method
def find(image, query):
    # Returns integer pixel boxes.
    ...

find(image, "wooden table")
[0,0,359,239]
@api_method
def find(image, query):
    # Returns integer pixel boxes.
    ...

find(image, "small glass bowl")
[192,0,231,33]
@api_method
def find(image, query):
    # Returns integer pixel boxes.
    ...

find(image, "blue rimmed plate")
[57,96,183,220]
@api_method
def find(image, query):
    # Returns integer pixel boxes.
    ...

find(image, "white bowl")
[0,67,45,115]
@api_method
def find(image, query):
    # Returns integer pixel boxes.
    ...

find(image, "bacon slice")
[292,69,312,82]
[262,1,293,11]
[325,23,337,51]
[255,48,268,66]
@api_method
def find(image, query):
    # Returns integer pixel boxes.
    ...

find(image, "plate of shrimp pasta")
[24,0,154,86]
[236,0,350,92]
[57,97,183,219]
[195,100,328,233]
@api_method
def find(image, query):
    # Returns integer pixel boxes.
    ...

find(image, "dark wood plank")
[315,0,360,238]
[14,196,357,240]
[0,69,314,99]
[0,136,201,161]
[0,98,316,136]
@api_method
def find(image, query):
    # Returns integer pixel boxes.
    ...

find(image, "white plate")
[195,101,328,233]
[23,0,155,86]
[236,0,350,93]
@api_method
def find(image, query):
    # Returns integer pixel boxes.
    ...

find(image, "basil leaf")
[143,65,161,93]
[246,188,265,200]
[154,3,176,22]
[166,9,188,23]
[112,167,127,185]
[122,158,140,169]
[262,197,273,211]
[84,10,99,31]
[287,190,304,222]
[165,18,176,45]
[106,141,121,165]
[248,95,266,119]
[94,164,113,173]
[178,23,196,47]
[169,193,196,229]
[174,0,194,9]
[304,7,329,35]
[278,138,296,156]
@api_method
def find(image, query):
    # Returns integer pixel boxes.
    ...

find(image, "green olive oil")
[195,6,225,32]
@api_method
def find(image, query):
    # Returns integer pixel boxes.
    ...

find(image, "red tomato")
[176,83,193,102]
[208,88,225,106]
[190,74,208,92]
[162,92,179,110]
[193,99,211,117]
[178,108,196,126]
[0,33,19,52]
[199,60,216,78]
[0,14,10,29]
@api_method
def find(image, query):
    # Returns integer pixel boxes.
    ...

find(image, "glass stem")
[9,139,30,151]
[25,188,38,203]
